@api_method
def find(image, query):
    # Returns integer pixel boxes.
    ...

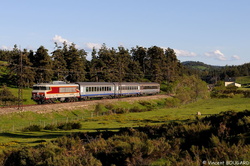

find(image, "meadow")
[0,96,249,147]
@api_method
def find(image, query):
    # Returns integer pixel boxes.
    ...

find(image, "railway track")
[0,94,170,115]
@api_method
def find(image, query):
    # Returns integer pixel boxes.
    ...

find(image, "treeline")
[1,110,249,165]
[0,43,182,87]
[183,61,250,84]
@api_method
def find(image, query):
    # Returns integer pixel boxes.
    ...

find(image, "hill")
[182,61,222,71]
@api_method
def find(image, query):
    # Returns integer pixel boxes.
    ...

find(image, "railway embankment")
[0,94,170,115]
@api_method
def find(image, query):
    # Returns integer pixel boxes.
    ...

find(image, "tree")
[7,46,34,87]
[21,49,35,87]
[115,46,131,82]
[131,46,148,74]
[65,43,87,82]
[33,46,53,83]
[97,44,117,81]
[0,85,18,105]
[174,75,209,104]
[147,46,166,82]
[89,47,100,81]
[165,47,182,82]
[52,43,67,81]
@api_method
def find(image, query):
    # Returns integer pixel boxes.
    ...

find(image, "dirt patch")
[0,95,170,115]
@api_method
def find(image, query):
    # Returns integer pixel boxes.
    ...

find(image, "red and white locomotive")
[31,81,80,104]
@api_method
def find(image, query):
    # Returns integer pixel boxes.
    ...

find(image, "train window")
[35,86,50,90]
[108,87,111,91]
[142,86,158,89]
[59,87,75,93]
[33,86,39,90]
[86,87,89,92]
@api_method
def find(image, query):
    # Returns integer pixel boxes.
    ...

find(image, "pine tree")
[89,47,100,81]
[65,43,87,82]
[98,44,116,81]
[21,49,35,87]
[147,46,166,82]
[52,43,67,81]
[131,46,148,74]
[34,46,53,83]
[165,47,182,82]
[0,85,18,105]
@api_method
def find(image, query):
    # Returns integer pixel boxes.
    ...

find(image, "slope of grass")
[236,76,250,85]
[0,97,250,147]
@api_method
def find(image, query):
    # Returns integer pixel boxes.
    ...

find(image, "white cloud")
[52,35,72,45]
[85,42,102,50]
[174,49,197,57]
[204,50,227,61]
[0,45,12,50]
[231,55,240,60]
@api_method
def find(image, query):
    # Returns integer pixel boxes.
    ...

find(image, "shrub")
[129,106,144,113]
[44,124,58,131]
[165,97,180,108]
[243,91,250,98]
[114,108,128,114]
[22,125,42,132]
[58,122,82,130]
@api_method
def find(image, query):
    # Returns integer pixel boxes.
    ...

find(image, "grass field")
[236,76,250,86]
[0,96,250,147]
[0,87,36,105]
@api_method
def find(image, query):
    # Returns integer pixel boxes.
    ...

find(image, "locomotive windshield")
[33,86,50,90]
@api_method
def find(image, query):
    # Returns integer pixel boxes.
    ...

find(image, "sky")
[1,0,250,66]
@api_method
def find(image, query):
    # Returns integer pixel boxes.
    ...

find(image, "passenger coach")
[76,82,114,100]
[139,82,160,95]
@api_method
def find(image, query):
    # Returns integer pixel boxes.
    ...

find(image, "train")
[31,81,160,104]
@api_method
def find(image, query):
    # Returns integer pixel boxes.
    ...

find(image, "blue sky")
[1,0,249,66]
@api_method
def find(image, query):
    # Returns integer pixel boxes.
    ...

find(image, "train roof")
[33,83,78,87]
[139,82,160,86]
[113,82,140,86]
[76,82,114,86]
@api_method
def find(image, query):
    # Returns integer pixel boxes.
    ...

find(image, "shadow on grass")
[0,131,69,140]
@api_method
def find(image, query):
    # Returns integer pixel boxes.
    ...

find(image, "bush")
[58,122,82,130]
[129,106,144,113]
[44,124,58,131]
[243,91,250,98]
[165,97,180,108]
[114,108,128,114]
[22,125,43,132]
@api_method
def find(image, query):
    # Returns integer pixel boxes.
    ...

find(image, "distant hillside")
[182,61,222,71]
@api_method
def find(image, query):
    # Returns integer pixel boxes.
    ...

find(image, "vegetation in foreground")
[0,75,250,165]
[0,110,249,166]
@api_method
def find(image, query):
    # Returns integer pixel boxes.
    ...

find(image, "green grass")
[236,76,250,85]
[0,97,250,147]
[0,87,36,105]
[8,87,36,105]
